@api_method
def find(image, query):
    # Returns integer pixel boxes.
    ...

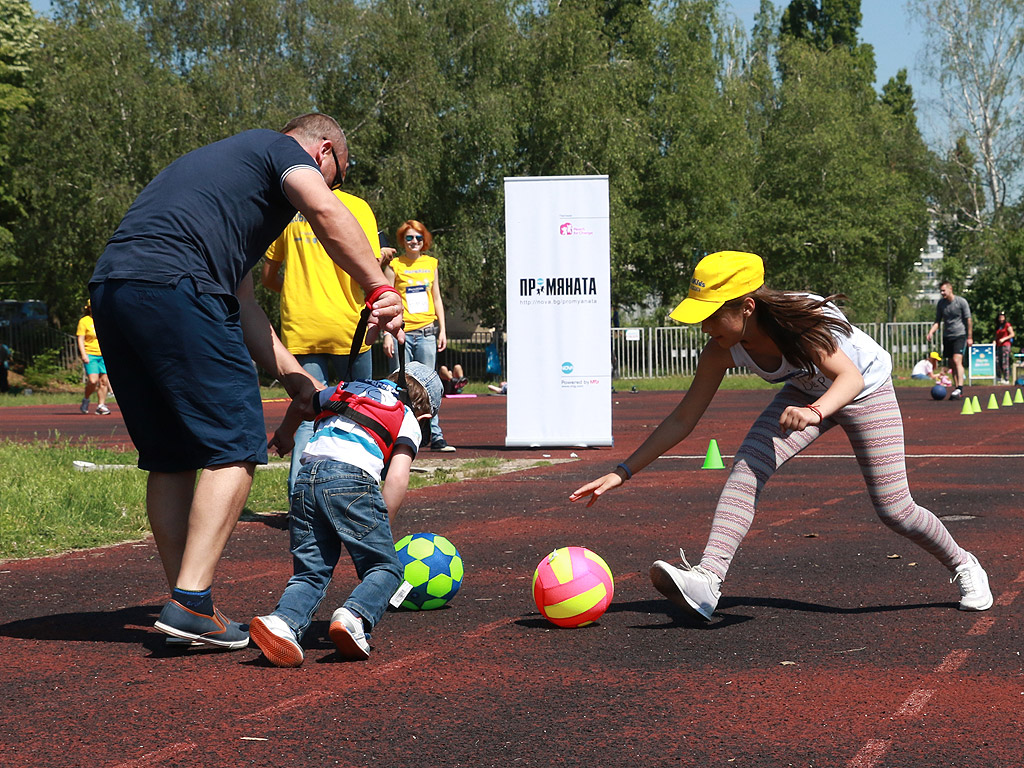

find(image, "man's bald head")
[281,113,347,155]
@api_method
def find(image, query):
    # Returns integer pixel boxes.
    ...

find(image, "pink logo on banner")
[559,222,594,236]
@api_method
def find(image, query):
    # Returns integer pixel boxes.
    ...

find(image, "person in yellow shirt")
[75,301,111,415]
[263,188,387,494]
[383,220,455,452]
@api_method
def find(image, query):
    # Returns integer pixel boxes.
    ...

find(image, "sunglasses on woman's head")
[405,235,424,242]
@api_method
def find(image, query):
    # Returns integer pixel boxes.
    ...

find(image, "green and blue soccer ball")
[394,533,464,610]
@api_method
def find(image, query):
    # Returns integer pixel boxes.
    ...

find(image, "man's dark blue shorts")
[943,335,968,360]
[90,278,268,472]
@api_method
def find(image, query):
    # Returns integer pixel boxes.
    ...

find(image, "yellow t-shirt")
[390,253,438,332]
[75,315,102,356]
[265,190,382,355]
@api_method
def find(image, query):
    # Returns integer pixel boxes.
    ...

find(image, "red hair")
[396,220,433,252]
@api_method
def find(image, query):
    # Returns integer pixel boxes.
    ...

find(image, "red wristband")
[805,404,823,422]
[365,284,399,309]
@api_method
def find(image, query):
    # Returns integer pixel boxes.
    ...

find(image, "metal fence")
[369,330,508,382]
[0,323,79,371]
[610,322,933,379]
[1,321,933,384]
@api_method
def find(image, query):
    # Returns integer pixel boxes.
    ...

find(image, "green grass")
[0,441,544,561]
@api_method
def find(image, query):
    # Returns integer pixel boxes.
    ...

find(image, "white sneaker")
[329,607,370,660]
[952,553,993,611]
[250,614,304,667]
[650,550,722,620]
[96,404,111,415]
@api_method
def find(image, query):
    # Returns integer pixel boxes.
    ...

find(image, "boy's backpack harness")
[311,306,411,461]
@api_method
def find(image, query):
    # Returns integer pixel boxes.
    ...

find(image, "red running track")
[1,387,1022,767]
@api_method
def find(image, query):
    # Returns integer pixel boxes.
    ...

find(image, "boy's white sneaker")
[952,553,993,611]
[250,614,304,667]
[650,550,722,621]
[329,607,370,660]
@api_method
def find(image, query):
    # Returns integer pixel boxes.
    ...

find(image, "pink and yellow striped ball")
[532,546,614,628]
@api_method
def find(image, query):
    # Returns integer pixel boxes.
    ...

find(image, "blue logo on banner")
[561,362,574,374]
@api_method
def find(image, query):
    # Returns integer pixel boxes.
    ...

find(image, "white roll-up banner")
[504,175,612,447]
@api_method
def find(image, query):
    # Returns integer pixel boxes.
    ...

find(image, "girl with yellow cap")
[570,251,992,621]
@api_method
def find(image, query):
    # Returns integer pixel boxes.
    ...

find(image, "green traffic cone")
[987,393,999,409]
[702,439,725,469]
[972,395,982,412]
[1016,389,1023,404]
[1002,391,1013,407]
[960,398,974,415]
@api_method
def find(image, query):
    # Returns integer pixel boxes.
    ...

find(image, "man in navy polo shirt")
[89,113,403,650]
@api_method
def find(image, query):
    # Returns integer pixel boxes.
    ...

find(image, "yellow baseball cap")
[929,351,941,360]
[669,251,765,324]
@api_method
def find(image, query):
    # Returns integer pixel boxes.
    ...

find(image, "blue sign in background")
[969,343,996,380]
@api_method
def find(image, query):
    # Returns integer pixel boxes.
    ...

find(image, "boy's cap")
[669,251,765,324]
[929,351,942,360]
[404,362,443,416]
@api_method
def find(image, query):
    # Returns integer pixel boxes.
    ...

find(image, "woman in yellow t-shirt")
[75,301,111,415]
[383,220,454,452]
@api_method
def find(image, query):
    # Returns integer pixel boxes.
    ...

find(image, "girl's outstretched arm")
[778,346,864,431]
[569,341,732,507]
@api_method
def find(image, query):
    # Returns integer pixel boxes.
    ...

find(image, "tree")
[912,0,1024,218]
[749,28,929,319]
[0,0,40,274]
[8,1,195,324]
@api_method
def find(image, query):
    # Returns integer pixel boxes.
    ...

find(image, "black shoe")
[430,439,456,453]
[154,600,249,649]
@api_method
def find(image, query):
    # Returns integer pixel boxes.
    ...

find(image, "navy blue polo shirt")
[91,129,320,295]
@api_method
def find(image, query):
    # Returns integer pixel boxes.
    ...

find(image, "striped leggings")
[700,380,970,581]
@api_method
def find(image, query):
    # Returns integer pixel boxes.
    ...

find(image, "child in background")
[911,351,942,381]
[251,361,443,667]
[571,251,992,621]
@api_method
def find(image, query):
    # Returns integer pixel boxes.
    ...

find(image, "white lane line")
[848,739,891,768]
[242,690,335,720]
[111,742,196,768]
[895,689,935,717]
[995,589,1019,607]
[936,648,972,674]
[968,617,996,636]
[661,453,1024,460]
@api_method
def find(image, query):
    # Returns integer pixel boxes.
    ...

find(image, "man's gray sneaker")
[154,600,249,649]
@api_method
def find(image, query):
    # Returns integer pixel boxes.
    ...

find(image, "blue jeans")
[391,325,443,444]
[272,460,403,641]
[288,351,372,497]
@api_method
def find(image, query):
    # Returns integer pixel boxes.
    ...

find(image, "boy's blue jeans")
[272,459,403,641]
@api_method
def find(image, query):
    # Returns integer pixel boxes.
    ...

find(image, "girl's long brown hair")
[724,286,852,373]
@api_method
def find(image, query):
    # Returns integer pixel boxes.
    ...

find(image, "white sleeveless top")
[729,295,891,401]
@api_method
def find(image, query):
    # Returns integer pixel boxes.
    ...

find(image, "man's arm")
[236,272,320,414]
[281,168,402,337]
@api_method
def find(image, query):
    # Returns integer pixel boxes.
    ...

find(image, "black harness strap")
[348,305,409,405]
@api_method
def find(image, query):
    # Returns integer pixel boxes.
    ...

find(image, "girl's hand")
[382,334,394,358]
[569,473,624,507]
[779,405,820,432]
